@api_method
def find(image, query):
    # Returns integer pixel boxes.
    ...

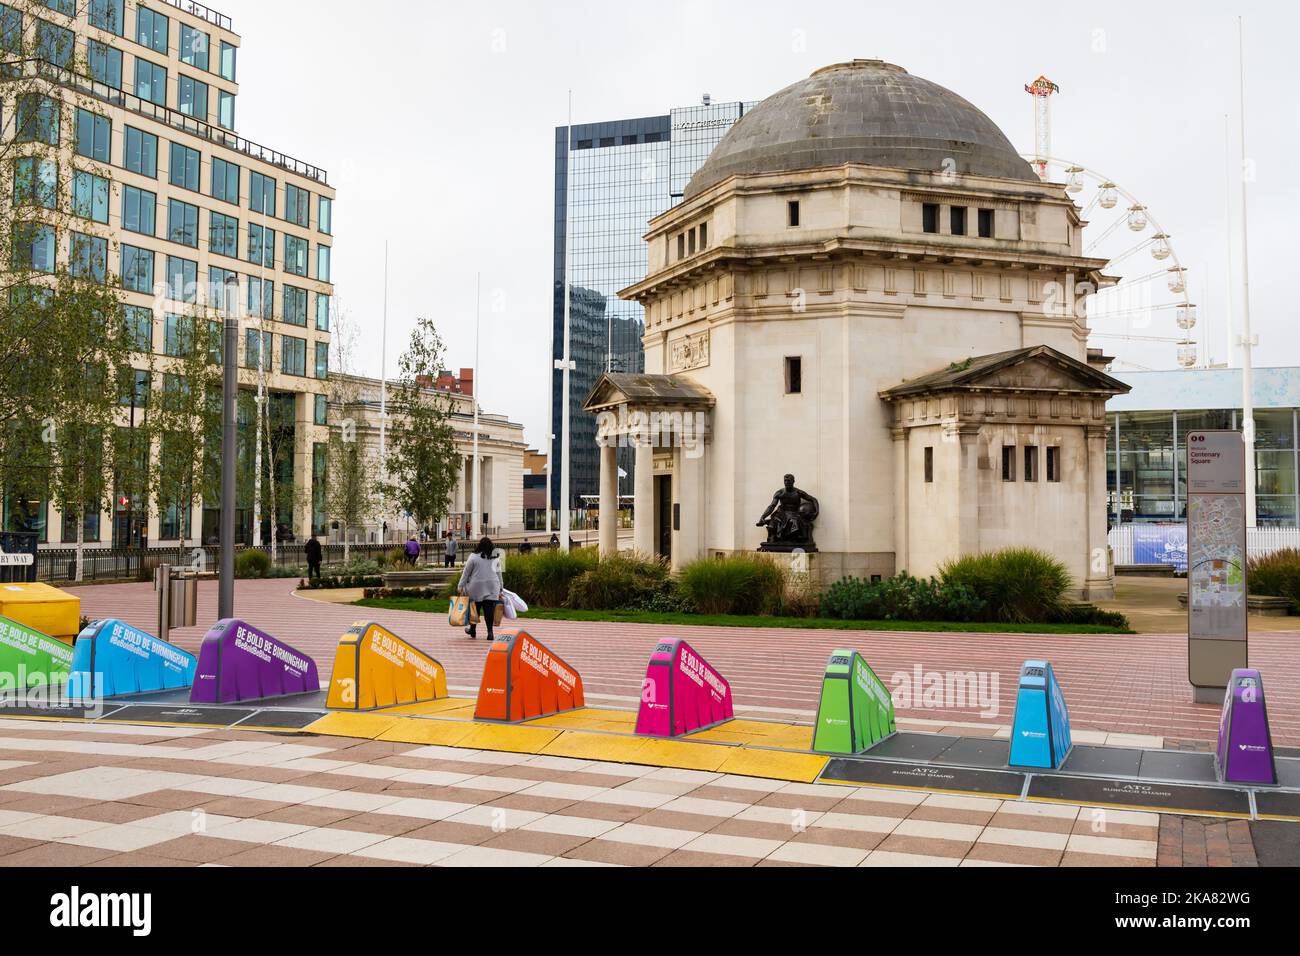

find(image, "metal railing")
[162,0,234,32]
[2,59,328,184]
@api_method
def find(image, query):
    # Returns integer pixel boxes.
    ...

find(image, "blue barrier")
[1009,660,1073,769]
[67,619,197,699]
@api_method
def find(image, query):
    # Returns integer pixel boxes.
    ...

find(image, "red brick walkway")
[67,580,1300,745]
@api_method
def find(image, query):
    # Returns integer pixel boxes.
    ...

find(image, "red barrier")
[474,629,584,722]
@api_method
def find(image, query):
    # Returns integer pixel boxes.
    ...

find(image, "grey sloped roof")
[685,60,1039,199]
[879,345,1131,400]
[583,373,715,412]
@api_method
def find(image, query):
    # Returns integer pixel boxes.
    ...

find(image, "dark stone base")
[757,543,818,554]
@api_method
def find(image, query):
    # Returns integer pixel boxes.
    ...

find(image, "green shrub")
[505,547,597,607]
[1047,603,1131,630]
[384,547,415,569]
[1247,549,1300,612]
[566,554,669,610]
[235,549,271,579]
[331,557,381,576]
[820,573,985,622]
[678,555,785,616]
[939,548,1072,624]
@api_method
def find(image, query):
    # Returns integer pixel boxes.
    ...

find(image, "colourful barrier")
[635,639,733,738]
[812,649,896,754]
[0,615,74,689]
[326,621,447,710]
[475,630,584,722]
[1009,659,1073,769]
[0,583,80,642]
[1217,669,1277,785]
[191,620,320,705]
[66,619,197,700]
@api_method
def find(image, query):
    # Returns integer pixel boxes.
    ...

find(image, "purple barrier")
[635,638,734,738]
[1216,668,1277,785]
[191,619,320,705]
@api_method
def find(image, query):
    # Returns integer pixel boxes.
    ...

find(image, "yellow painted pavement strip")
[307,712,405,740]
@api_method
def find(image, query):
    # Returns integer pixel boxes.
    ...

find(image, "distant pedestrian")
[305,534,323,581]
[519,539,533,555]
[548,533,559,548]
[404,536,421,566]
[444,532,458,568]
[458,537,503,642]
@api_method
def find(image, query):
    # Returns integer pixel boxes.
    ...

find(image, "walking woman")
[458,537,503,641]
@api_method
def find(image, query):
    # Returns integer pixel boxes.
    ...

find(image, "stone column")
[891,426,909,575]
[599,441,618,558]
[673,440,706,571]
[956,424,982,559]
[1083,424,1115,599]
[634,439,655,557]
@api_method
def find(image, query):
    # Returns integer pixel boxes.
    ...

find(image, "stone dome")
[684,60,1038,198]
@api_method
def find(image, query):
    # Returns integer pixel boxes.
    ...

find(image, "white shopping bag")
[501,588,528,618]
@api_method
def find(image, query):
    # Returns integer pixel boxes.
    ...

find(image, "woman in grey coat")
[458,537,503,641]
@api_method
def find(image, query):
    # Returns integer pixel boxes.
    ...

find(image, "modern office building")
[1108,367,1300,527]
[551,99,756,513]
[3,0,336,548]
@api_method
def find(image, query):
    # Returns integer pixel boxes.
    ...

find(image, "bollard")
[1216,669,1277,785]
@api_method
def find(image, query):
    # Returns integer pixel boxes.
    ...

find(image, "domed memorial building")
[583,60,1129,598]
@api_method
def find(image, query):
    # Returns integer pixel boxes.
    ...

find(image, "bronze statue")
[757,474,819,551]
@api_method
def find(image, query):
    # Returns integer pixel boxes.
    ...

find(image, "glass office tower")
[551,101,754,514]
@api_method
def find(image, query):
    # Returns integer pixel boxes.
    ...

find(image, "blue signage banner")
[1131,524,1188,572]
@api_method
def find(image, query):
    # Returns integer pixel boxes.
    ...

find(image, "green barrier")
[813,649,896,754]
[0,615,74,690]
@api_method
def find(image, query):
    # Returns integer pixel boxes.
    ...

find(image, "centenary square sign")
[1185,431,1248,700]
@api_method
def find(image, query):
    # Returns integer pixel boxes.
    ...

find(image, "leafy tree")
[386,317,459,535]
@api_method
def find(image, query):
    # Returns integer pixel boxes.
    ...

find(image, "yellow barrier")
[0,583,80,642]
[325,621,448,710]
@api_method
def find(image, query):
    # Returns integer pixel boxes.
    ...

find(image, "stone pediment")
[583,373,715,414]
[878,345,1130,402]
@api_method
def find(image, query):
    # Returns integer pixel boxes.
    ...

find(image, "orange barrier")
[474,629,584,722]
[326,621,448,710]
[0,583,80,642]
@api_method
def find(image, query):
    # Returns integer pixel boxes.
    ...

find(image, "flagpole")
[472,273,481,538]
[1236,17,1257,529]
[380,241,389,542]
[558,90,574,552]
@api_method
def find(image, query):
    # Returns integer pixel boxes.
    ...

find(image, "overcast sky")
[222,0,1296,447]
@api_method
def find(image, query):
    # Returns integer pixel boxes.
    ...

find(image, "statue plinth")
[757,542,818,554]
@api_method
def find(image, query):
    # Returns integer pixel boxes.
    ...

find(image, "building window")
[208,266,237,312]
[315,293,331,331]
[250,171,276,216]
[89,0,125,36]
[784,357,802,395]
[135,5,169,54]
[247,276,273,319]
[950,206,967,236]
[178,75,209,119]
[978,208,994,239]
[318,196,332,235]
[285,183,310,227]
[248,223,275,268]
[73,171,110,224]
[124,126,158,177]
[219,40,236,81]
[243,329,272,370]
[1024,446,1039,483]
[316,245,331,282]
[163,313,193,357]
[687,229,696,256]
[16,94,59,145]
[13,158,58,210]
[924,446,934,483]
[88,39,123,90]
[699,222,708,249]
[134,57,166,106]
[676,233,685,260]
[787,200,800,227]
[168,198,199,247]
[283,234,308,277]
[314,394,327,426]
[282,285,308,326]
[209,210,238,258]
[1046,446,1061,483]
[314,341,329,379]
[1001,446,1016,482]
[69,233,108,284]
[0,4,21,54]
[211,157,239,204]
[169,143,201,192]
[13,223,56,274]
[165,256,197,303]
[179,24,209,70]
[75,109,111,162]
[36,18,74,67]
[122,185,156,236]
[121,244,154,293]
[123,305,152,353]
[922,203,939,234]
[217,90,235,130]
[281,336,306,377]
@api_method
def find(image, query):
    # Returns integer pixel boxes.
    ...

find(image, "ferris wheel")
[1023,78,1198,370]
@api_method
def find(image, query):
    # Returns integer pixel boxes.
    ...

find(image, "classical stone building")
[585,60,1129,597]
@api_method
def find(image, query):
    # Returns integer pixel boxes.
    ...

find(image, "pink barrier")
[635,638,734,737]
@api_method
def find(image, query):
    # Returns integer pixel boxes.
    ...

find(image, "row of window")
[919,445,1064,484]
[117,312,329,379]
[922,203,996,239]
[574,131,666,149]
[673,221,708,261]
[17,97,333,236]
[79,0,238,82]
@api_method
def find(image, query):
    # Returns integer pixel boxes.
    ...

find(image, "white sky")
[221,0,1297,447]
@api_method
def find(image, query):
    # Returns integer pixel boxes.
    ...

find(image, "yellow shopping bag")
[448,595,472,627]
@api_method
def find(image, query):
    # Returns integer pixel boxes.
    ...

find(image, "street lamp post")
[218,277,239,619]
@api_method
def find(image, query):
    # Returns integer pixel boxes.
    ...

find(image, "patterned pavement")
[69,579,1300,744]
[0,719,1163,868]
